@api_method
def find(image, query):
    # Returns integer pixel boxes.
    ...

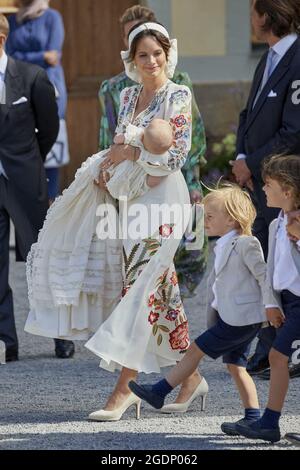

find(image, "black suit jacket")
[237,37,300,182]
[0,57,59,260]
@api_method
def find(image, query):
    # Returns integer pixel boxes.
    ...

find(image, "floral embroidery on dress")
[121,223,189,352]
[170,272,178,286]
[169,89,190,105]
[122,243,150,297]
[165,309,179,321]
[133,82,170,128]
[159,224,174,238]
[169,322,189,351]
[148,311,159,325]
[171,115,187,128]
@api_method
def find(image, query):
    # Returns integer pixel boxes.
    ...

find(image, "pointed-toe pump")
[160,377,209,414]
[88,393,141,422]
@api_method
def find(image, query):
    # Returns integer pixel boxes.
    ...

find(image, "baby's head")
[143,119,173,155]
[262,154,300,212]
[203,183,256,238]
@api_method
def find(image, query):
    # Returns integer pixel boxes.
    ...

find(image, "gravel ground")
[0,247,299,451]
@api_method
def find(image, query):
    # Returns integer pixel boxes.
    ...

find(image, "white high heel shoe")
[160,377,209,414]
[88,393,141,422]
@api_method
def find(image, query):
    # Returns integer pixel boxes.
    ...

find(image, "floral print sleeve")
[172,72,207,193]
[136,85,192,176]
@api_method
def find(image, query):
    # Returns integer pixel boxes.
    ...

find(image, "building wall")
[146,0,262,83]
[145,0,264,139]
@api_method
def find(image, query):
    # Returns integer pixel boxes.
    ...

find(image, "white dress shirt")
[0,50,8,179]
[236,33,298,161]
[273,213,300,296]
[211,229,238,310]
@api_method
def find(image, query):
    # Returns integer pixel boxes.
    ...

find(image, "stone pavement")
[0,251,299,451]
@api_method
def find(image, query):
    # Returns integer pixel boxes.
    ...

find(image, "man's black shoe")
[246,356,270,375]
[54,339,75,359]
[258,363,300,380]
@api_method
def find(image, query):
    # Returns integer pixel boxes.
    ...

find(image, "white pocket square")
[268,90,277,98]
[12,97,28,105]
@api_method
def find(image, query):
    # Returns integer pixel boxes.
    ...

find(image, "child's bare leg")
[166,342,205,388]
[267,348,289,412]
[227,364,259,409]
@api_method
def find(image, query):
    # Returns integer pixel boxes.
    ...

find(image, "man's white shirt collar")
[271,33,298,58]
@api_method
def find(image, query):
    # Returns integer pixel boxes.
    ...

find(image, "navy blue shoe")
[128,381,165,409]
[221,418,252,436]
[236,419,281,443]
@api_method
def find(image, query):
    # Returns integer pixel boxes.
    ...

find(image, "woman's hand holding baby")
[94,170,110,191]
[113,134,126,145]
[100,145,140,171]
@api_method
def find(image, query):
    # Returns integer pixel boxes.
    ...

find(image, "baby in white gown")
[101,118,174,201]
[25,118,176,336]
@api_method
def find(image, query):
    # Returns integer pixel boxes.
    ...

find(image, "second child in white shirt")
[237,154,300,444]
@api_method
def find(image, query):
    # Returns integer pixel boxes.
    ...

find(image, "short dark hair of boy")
[0,14,9,37]
[262,154,300,209]
[254,0,300,37]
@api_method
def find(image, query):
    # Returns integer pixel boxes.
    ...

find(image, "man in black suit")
[0,14,74,361]
[231,0,300,376]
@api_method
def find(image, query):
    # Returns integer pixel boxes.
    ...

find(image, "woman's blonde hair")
[203,182,257,236]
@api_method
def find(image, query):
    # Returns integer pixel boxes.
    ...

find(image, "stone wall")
[193,81,252,143]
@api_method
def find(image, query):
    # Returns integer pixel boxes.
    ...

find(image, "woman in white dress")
[26,22,207,420]
[87,22,209,420]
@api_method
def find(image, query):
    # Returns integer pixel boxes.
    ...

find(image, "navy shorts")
[195,315,262,367]
[272,290,300,358]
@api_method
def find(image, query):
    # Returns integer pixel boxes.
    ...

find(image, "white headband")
[128,22,170,50]
[121,23,177,83]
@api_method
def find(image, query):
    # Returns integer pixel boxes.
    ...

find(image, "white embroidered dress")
[26,80,192,374]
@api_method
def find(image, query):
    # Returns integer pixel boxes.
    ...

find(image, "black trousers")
[0,175,36,351]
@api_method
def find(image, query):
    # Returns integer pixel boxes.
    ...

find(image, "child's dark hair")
[262,154,300,209]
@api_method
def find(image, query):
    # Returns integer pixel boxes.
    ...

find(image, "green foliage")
[207,133,237,172]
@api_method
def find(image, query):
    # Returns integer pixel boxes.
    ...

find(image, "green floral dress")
[99,71,208,296]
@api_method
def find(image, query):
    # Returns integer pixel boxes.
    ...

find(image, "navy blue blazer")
[0,57,59,260]
[237,36,300,181]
